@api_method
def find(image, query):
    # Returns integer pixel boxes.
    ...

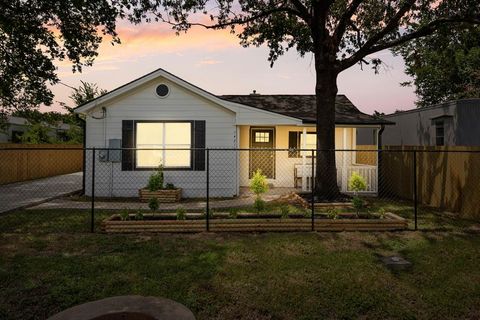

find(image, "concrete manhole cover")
[47,295,195,320]
[380,255,412,271]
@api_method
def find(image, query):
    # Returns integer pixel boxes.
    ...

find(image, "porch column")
[301,127,307,191]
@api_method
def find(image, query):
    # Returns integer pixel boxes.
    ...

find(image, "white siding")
[84,77,237,198]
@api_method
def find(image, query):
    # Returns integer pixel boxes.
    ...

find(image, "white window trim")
[135,121,192,169]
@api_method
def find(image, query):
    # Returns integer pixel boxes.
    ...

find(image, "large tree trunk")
[314,56,340,201]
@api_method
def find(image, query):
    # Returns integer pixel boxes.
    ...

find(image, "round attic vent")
[155,84,169,97]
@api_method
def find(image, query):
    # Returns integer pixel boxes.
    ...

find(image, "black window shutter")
[288,131,300,158]
[193,121,206,171]
[122,120,134,171]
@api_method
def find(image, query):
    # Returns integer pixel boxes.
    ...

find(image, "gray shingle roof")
[220,94,393,125]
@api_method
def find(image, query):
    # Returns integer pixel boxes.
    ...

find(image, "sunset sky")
[50,20,417,115]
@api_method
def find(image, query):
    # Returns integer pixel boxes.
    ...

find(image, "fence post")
[413,150,418,231]
[206,148,210,232]
[311,149,315,231]
[91,148,95,233]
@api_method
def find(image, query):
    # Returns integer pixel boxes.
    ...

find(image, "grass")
[0,201,479,319]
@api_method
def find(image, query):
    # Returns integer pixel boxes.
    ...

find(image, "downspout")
[81,117,86,195]
[377,125,385,197]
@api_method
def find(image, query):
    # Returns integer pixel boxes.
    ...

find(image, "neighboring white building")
[0,116,75,143]
[75,68,390,198]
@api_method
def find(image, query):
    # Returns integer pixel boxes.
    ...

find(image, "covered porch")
[237,125,379,194]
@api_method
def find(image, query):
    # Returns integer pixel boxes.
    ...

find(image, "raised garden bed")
[102,212,407,233]
[314,202,354,209]
[138,188,182,203]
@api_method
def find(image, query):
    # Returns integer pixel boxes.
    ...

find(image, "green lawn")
[0,203,479,319]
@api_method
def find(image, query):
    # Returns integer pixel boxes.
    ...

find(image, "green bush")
[250,169,269,197]
[352,196,364,216]
[135,211,144,221]
[378,207,386,219]
[176,207,186,220]
[250,169,268,213]
[147,165,164,191]
[280,205,290,219]
[327,208,339,220]
[120,208,129,221]
[254,198,266,213]
[165,183,175,190]
[148,197,159,212]
[228,208,239,219]
[348,172,367,194]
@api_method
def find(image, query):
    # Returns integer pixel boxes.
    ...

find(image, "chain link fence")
[0,147,479,233]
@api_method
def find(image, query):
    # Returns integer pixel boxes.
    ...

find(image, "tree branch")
[333,0,364,44]
[337,0,415,70]
[340,15,480,70]
[155,6,301,30]
[288,0,311,23]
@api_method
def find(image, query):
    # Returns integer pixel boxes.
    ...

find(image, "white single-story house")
[75,68,391,198]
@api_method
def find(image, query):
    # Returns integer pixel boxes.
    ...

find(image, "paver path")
[0,172,82,213]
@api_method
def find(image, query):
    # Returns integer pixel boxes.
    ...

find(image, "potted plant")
[139,165,182,202]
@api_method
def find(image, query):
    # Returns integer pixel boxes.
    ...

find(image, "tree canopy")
[126,0,480,71]
[396,25,480,108]
[0,0,119,114]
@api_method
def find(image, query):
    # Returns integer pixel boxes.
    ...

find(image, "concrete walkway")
[31,187,301,211]
[0,172,83,213]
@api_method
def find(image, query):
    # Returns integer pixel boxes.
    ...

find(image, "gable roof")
[74,67,391,125]
[220,94,393,125]
[74,68,238,115]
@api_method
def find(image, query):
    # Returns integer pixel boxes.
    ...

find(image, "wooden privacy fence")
[0,144,83,185]
[381,146,480,219]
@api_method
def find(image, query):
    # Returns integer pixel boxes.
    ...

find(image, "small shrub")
[280,205,290,219]
[176,207,186,220]
[378,207,386,219]
[165,183,175,190]
[228,208,238,219]
[147,165,164,191]
[327,208,339,220]
[135,211,144,220]
[203,208,213,218]
[348,172,367,194]
[352,196,364,216]
[254,197,266,213]
[120,208,130,221]
[250,169,269,196]
[148,197,159,212]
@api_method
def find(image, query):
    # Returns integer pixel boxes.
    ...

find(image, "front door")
[250,127,275,179]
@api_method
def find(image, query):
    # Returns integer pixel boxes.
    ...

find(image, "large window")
[136,122,191,168]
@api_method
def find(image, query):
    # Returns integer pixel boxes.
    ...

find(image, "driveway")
[0,172,83,214]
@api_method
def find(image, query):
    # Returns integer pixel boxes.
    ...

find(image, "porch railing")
[296,163,378,193]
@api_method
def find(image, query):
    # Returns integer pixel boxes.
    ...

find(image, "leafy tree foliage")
[8,81,106,144]
[396,25,480,107]
[18,123,53,144]
[126,0,480,198]
[0,0,119,114]
[69,81,108,107]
